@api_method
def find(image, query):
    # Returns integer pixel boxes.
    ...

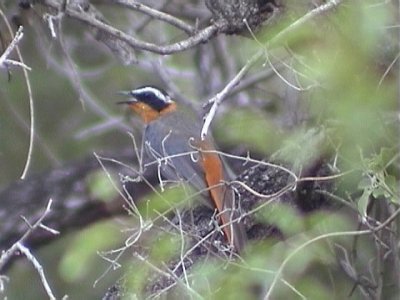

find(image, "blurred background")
[0,0,399,299]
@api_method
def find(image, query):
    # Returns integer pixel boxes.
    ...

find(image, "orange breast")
[129,102,177,123]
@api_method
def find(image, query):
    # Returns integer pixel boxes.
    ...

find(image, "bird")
[118,85,247,253]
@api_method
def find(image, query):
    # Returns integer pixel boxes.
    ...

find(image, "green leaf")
[357,188,371,219]
[59,222,123,282]
[215,109,282,154]
[149,234,181,264]
[87,170,119,202]
[258,203,304,236]
[138,185,190,219]
[273,127,327,171]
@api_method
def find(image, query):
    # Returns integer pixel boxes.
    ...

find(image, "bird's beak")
[116,90,137,105]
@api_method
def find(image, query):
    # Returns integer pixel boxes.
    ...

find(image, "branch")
[200,0,344,139]
[0,199,58,299]
[111,0,195,35]
[16,243,57,300]
[40,0,222,55]
[0,26,31,71]
[264,205,400,299]
[201,50,263,139]
[0,151,158,256]
[0,200,55,271]
[0,12,35,180]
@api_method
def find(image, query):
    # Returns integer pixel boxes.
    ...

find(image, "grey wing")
[144,121,208,197]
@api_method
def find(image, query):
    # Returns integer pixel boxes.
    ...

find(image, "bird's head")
[118,86,176,123]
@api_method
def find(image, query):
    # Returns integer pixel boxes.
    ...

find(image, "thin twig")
[0,199,57,299]
[201,51,263,139]
[16,244,57,300]
[0,199,55,270]
[150,59,197,110]
[268,0,343,46]
[0,13,35,179]
[264,205,400,299]
[41,0,221,55]
[112,0,194,34]
[133,0,171,33]
[200,0,343,139]
[0,26,31,71]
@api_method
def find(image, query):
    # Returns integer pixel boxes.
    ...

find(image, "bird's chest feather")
[143,112,211,193]
[145,113,201,156]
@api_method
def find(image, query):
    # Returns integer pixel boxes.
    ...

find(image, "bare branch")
[0,199,58,298]
[0,199,55,271]
[201,51,263,139]
[112,0,195,35]
[16,244,57,300]
[0,26,31,71]
[200,0,344,139]
[0,11,35,179]
[264,205,400,299]
[40,0,222,55]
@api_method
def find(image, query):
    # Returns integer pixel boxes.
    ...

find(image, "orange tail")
[201,148,247,253]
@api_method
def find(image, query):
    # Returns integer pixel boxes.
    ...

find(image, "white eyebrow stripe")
[133,87,172,103]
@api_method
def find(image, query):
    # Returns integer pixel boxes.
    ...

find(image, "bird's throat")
[129,102,177,123]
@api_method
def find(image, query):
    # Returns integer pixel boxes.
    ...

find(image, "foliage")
[1,0,399,299]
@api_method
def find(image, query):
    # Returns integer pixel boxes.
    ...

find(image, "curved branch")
[201,0,344,139]
[40,0,222,55]
[111,0,195,35]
